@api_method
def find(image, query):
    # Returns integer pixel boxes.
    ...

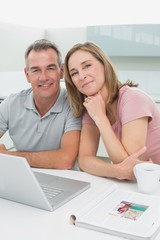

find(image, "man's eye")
[48,67,55,71]
[31,69,39,73]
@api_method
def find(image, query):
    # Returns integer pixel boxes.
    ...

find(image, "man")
[0,39,81,169]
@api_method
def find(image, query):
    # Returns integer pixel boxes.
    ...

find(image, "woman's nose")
[79,70,86,80]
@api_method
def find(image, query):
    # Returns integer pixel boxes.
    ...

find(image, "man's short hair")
[25,39,62,69]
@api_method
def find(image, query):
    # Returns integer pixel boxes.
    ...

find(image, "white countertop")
[0,168,160,240]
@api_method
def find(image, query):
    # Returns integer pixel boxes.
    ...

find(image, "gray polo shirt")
[0,88,82,151]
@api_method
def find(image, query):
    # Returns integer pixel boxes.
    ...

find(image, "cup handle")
[133,166,137,178]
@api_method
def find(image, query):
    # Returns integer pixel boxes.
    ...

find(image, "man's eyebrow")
[30,66,39,70]
[30,64,56,70]
[47,64,57,67]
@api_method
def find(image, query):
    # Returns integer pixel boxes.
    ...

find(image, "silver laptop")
[0,153,90,211]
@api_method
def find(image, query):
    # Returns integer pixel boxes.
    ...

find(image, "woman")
[64,42,160,180]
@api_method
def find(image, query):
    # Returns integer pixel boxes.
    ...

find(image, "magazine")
[70,184,160,240]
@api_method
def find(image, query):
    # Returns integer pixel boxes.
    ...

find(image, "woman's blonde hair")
[64,42,137,118]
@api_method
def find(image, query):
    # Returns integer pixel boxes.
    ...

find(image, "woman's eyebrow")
[69,60,91,72]
[69,68,77,73]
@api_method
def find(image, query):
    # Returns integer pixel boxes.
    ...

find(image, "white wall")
[0,22,45,95]
[0,71,29,96]
[45,27,87,60]
[0,22,45,71]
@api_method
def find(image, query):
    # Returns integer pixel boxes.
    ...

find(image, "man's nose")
[38,70,48,80]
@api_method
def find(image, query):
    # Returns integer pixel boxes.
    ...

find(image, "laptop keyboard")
[41,185,64,199]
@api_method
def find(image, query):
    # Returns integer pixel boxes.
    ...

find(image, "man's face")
[24,48,63,101]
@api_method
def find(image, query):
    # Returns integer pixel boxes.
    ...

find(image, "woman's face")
[68,50,106,96]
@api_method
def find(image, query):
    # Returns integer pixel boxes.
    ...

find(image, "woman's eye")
[71,72,78,77]
[84,64,91,69]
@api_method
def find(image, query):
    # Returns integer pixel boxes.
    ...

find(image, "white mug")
[133,163,160,194]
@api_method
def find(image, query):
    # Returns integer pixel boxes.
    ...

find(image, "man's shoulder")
[61,87,67,95]
[8,88,32,99]
[15,88,32,97]
[60,87,69,103]
[2,89,32,105]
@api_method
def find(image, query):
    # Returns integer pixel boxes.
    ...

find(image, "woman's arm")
[83,92,148,164]
[97,116,148,163]
[78,124,115,176]
[78,124,146,180]
[83,92,130,163]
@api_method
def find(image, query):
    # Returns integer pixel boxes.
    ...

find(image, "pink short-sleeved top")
[83,86,160,164]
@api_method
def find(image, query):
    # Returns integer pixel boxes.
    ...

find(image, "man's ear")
[60,64,64,79]
[24,68,30,83]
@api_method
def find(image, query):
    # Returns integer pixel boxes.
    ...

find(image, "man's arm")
[0,130,81,169]
[0,132,4,138]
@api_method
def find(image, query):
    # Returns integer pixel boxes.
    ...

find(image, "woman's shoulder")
[119,85,154,103]
[117,85,157,121]
[119,85,138,96]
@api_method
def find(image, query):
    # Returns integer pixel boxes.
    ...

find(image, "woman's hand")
[115,158,142,181]
[113,146,151,180]
[83,92,106,124]
[114,156,152,181]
